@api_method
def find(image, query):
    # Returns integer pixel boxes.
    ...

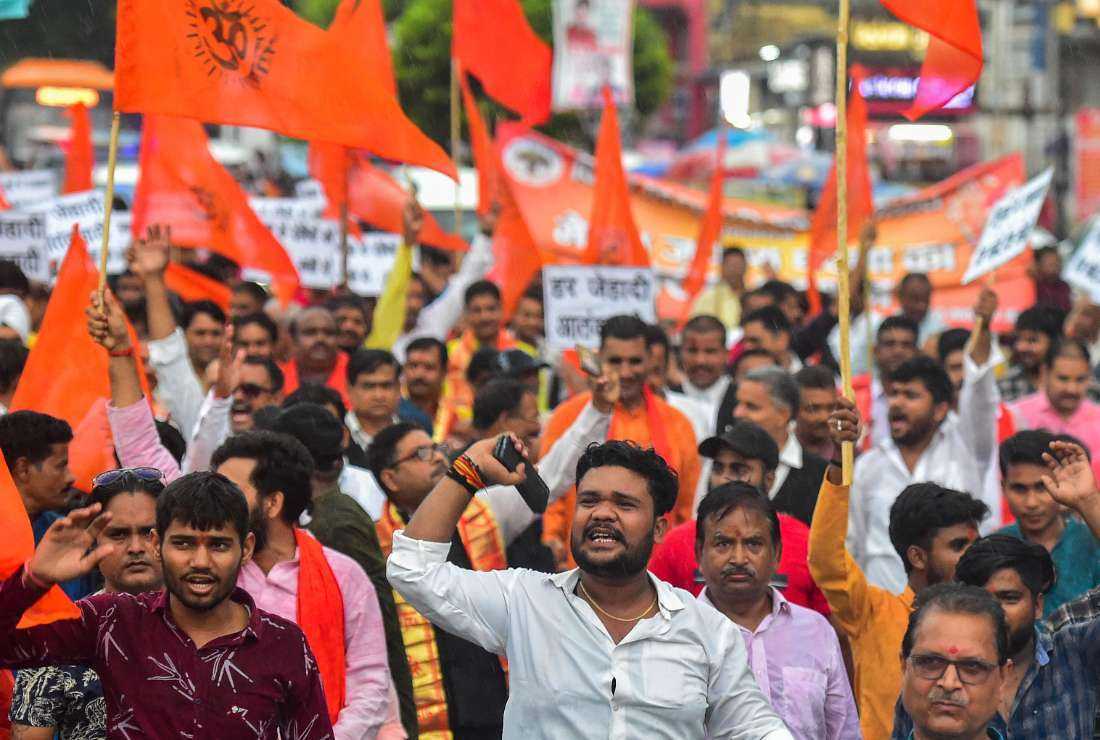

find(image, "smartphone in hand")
[577,345,603,377]
[493,435,550,514]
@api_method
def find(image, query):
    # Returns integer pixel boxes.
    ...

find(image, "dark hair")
[575,441,679,517]
[955,534,1056,599]
[889,483,988,574]
[0,411,73,467]
[365,422,422,493]
[251,405,284,431]
[347,348,401,386]
[898,273,932,293]
[232,281,269,306]
[0,261,30,296]
[937,328,971,361]
[683,315,728,344]
[722,246,746,261]
[794,364,835,391]
[156,421,187,465]
[759,280,798,306]
[1043,337,1090,369]
[1014,306,1063,339]
[234,312,279,344]
[155,471,250,545]
[282,383,347,421]
[902,582,1008,664]
[464,279,501,306]
[643,323,670,353]
[520,281,544,305]
[326,294,369,320]
[243,356,285,394]
[998,430,1057,478]
[599,314,649,345]
[694,481,781,553]
[211,431,315,525]
[886,355,954,407]
[742,305,791,337]
[732,348,777,376]
[877,315,920,342]
[91,470,166,510]
[0,339,28,395]
[743,366,800,417]
[406,336,448,367]
[181,300,227,330]
[473,378,531,431]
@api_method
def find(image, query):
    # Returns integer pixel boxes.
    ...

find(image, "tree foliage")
[0,0,116,67]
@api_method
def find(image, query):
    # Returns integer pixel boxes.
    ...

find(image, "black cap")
[272,403,344,472]
[493,349,548,378]
[698,419,780,472]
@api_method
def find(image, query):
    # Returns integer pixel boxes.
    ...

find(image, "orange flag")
[114,0,455,178]
[459,70,500,216]
[807,69,873,314]
[310,144,468,253]
[582,88,648,267]
[0,452,79,628]
[62,103,93,194]
[10,227,149,494]
[165,262,232,312]
[680,131,728,320]
[487,182,542,319]
[453,0,552,125]
[879,0,982,120]
[132,115,301,305]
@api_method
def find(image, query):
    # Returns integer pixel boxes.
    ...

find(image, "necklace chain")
[578,580,657,623]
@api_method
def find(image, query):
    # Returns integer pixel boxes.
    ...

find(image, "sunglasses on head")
[92,467,166,490]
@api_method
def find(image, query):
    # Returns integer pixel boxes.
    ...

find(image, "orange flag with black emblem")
[114,0,455,178]
[132,115,301,305]
[62,103,93,194]
[581,88,648,267]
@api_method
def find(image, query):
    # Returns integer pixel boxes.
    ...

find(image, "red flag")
[582,88,648,267]
[453,0,552,125]
[62,103,93,194]
[459,70,500,216]
[807,69,873,314]
[114,0,455,178]
[132,115,301,305]
[165,262,232,312]
[879,0,983,120]
[680,132,728,318]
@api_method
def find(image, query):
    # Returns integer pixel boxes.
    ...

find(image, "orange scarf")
[294,529,346,725]
[282,352,351,409]
[609,384,673,466]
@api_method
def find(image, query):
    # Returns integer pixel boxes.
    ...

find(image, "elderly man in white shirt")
[848,290,1002,593]
[387,433,792,740]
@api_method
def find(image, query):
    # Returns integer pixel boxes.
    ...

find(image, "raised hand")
[828,395,862,447]
[85,289,131,352]
[402,198,425,247]
[27,504,115,587]
[974,287,998,325]
[213,325,243,400]
[462,434,528,489]
[1041,441,1100,512]
[590,370,620,415]
[127,224,171,279]
[477,200,502,237]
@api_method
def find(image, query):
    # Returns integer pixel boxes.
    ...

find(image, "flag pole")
[450,59,463,238]
[339,150,350,291]
[97,112,121,296]
[834,0,854,484]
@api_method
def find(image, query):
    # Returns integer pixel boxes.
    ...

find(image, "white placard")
[266,216,398,296]
[1065,218,1100,303]
[249,196,325,224]
[0,170,58,210]
[543,264,656,350]
[962,168,1053,285]
[30,191,106,281]
[0,211,49,283]
[551,0,635,111]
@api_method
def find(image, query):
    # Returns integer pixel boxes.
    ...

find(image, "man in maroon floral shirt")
[0,471,334,739]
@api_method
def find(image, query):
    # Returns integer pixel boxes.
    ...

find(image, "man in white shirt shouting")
[387,435,791,740]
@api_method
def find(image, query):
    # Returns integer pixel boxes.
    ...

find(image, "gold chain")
[578,580,658,623]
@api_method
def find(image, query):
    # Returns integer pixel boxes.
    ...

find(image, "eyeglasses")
[390,444,446,467]
[235,382,272,399]
[92,467,165,489]
[907,654,998,685]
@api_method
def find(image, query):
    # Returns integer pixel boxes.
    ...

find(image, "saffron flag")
[680,131,728,319]
[453,0,552,125]
[165,262,232,312]
[487,182,542,319]
[459,70,500,216]
[582,88,648,267]
[879,0,983,120]
[62,103,93,194]
[807,69,873,313]
[132,115,301,305]
[114,0,456,178]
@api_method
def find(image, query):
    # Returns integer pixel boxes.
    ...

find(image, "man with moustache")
[678,315,733,429]
[0,472,334,738]
[387,437,791,739]
[401,338,447,435]
[282,307,350,407]
[694,482,859,739]
[9,468,166,739]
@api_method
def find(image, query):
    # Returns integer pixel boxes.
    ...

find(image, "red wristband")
[22,560,50,590]
[108,346,134,358]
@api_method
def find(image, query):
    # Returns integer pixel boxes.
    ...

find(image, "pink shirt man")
[1009,392,1100,481]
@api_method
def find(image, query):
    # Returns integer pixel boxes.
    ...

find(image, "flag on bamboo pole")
[61,103,93,194]
[132,115,301,305]
[114,0,456,178]
[459,71,500,216]
[807,68,873,314]
[453,0,552,125]
[581,87,648,267]
[679,131,728,320]
[879,0,983,120]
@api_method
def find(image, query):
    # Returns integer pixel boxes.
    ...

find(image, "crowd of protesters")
[0,198,1097,740]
